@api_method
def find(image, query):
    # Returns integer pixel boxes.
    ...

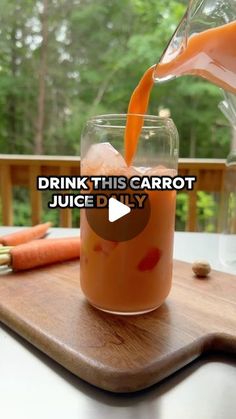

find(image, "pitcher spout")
[154,11,188,83]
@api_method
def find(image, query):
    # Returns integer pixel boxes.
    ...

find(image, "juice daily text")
[48,193,147,209]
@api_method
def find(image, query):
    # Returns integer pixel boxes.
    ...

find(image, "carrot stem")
[0,254,11,266]
[0,247,13,253]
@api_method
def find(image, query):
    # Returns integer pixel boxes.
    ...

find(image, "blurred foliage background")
[0,0,232,229]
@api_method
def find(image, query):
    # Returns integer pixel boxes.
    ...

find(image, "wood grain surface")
[0,260,235,393]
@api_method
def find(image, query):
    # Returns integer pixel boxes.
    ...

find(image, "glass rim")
[87,113,174,129]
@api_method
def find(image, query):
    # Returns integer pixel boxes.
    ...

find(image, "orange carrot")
[0,222,52,246]
[2,237,80,271]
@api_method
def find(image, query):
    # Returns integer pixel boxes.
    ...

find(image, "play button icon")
[108,198,131,222]
[85,189,151,242]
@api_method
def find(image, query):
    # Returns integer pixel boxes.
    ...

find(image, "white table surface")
[0,228,235,419]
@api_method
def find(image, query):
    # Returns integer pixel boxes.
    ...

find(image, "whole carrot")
[0,222,52,246]
[0,237,80,271]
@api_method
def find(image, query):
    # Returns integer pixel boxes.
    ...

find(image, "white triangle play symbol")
[108,197,131,223]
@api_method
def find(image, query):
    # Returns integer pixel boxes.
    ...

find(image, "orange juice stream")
[124,65,155,166]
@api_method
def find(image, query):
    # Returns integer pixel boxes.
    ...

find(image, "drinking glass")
[80,114,179,315]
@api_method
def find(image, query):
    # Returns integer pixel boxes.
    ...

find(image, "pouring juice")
[126,18,236,166]
[81,1,236,314]
[155,20,236,94]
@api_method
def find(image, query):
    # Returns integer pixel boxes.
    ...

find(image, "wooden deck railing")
[0,154,226,231]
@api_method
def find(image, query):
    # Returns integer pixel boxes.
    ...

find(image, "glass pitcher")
[219,151,236,269]
[154,0,236,94]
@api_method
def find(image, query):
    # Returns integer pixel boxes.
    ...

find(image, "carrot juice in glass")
[80,114,179,315]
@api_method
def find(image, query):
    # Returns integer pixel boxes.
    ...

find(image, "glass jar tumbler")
[80,114,179,315]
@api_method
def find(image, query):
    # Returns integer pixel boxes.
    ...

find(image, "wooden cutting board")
[0,260,236,393]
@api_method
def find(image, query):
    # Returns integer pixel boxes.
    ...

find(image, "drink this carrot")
[0,222,52,246]
[0,237,80,271]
